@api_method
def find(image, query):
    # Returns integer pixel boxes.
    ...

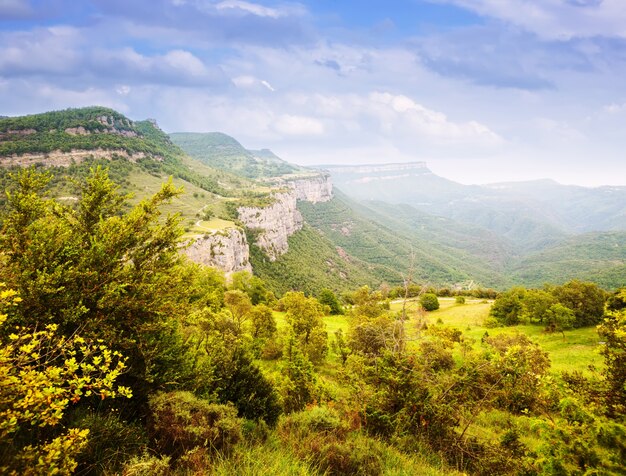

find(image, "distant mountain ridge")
[323,162,626,246]
[170,132,307,179]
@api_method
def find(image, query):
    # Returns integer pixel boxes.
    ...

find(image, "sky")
[1,0,626,186]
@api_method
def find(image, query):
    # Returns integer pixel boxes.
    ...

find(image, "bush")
[279,407,383,476]
[490,289,524,326]
[71,411,148,474]
[214,349,282,426]
[149,391,242,459]
[483,316,500,328]
[122,453,171,476]
[455,296,466,304]
[315,437,383,476]
[260,336,283,360]
[419,293,440,311]
[279,406,347,440]
[318,288,343,315]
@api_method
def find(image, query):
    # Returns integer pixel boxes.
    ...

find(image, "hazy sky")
[1,0,625,186]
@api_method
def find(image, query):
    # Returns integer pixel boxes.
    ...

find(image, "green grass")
[210,431,458,476]
[391,297,603,374]
[277,298,603,376]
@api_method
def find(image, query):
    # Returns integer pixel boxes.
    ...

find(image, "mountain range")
[1,107,624,292]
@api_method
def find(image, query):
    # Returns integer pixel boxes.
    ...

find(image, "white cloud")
[215,0,284,18]
[260,80,275,92]
[232,75,275,91]
[0,26,81,75]
[274,114,324,136]
[91,47,227,86]
[604,102,626,114]
[434,0,626,39]
[293,91,503,146]
[116,84,131,96]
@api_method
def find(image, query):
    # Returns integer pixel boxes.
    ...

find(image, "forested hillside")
[299,191,507,288]
[170,132,306,179]
[325,163,626,249]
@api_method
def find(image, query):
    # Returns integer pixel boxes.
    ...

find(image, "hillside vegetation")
[299,191,507,288]
[170,132,306,179]
[325,163,626,251]
[0,162,624,475]
[3,108,624,292]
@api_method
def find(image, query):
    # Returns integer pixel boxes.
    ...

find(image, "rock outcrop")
[0,149,162,168]
[184,228,252,276]
[234,173,333,260]
[287,174,333,203]
[237,192,303,261]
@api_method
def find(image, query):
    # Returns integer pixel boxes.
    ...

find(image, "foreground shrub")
[149,391,242,459]
[279,406,347,440]
[279,407,383,476]
[213,349,282,426]
[314,437,383,476]
[71,411,148,475]
[122,453,171,476]
[419,293,440,311]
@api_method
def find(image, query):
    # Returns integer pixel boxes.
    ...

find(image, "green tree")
[351,286,386,319]
[552,280,607,328]
[279,292,328,365]
[249,304,276,339]
[490,289,525,326]
[419,293,440,311]
[318,288,343,315]
[224,290,253,334]
[279,335,318,413]
[521,289,556,324]
[606,287,626,312]
[189,265,226,312]
[230,270,275,306]
[598,291,626,417]
[0,167,195,400]
[544,303,575,337]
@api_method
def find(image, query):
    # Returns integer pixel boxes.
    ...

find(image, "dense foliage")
[248,225,394,296]
[489,281,608,329]
[0,162,624,474]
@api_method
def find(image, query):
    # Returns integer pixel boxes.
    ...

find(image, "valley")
[0,107,624,476]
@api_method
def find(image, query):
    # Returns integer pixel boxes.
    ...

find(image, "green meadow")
[275,296,603,376]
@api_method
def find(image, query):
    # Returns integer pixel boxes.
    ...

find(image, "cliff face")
[237,192,303,261]
[183,229,252,275]
[235,174,333,260]
[287,174,333,203]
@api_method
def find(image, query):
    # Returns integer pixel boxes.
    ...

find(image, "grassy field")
[275,297,603,375]
[415,298,603,373]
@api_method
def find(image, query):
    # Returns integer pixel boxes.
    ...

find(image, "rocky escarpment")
[286,174,333,203]
[183,228,252,275]
[0,148,162,168]
[237,192,303,261]
[235,174,333,260]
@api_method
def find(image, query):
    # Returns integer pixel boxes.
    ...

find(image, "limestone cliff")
[287,174,333,203]
[235,174,333,260]
[0,148,162,168]
[237,192,303,261]
[183,228,252,276]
